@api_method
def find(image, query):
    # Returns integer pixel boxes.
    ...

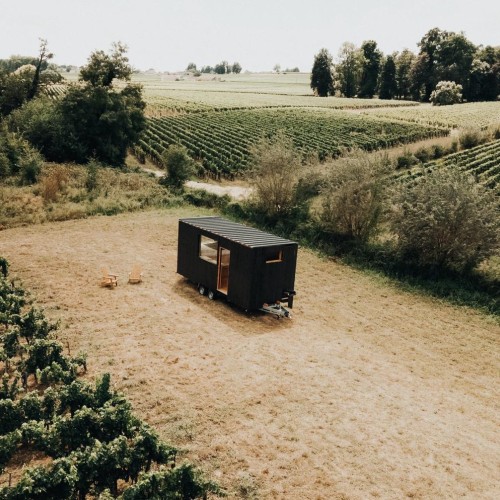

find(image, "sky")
[1,0,499,72]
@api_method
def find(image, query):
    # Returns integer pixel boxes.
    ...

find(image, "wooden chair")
[128,264,143,284]
[100,268,118,287]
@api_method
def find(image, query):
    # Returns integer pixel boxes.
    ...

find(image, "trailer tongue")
[259,302,292,319]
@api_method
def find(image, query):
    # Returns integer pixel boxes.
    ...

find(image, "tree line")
[311,27,499,102]
[186,61,242,75]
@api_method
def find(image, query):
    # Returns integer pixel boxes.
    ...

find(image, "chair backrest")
[129,265,143,283]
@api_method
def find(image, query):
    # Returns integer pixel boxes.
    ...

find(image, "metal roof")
[179,217,297,248]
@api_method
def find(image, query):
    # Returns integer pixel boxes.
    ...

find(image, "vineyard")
[0,261,219,499]
[393,139,500,192]
[136,109,447,177]
[143,89,419,116]
[365,101,500,130]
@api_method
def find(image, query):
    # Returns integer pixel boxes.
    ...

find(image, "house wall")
[177,220,298,311]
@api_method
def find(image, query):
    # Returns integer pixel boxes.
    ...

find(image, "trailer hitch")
[259,302,292,319]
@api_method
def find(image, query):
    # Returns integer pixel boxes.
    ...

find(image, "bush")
[414,147,431,164]
[459,128,487,150]
[247,131,301,217]
[430,144,445,159]
[18,147,43,185]
[160,144,195,190]
[430,81,463,105]
[390,168,500,272]
[320,150,390,242]
[396,150,419,169]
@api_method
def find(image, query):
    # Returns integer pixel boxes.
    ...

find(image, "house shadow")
[172,277,293,334]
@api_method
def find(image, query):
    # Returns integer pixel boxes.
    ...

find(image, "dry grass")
[0,209,498,498]
[0,162,180,229]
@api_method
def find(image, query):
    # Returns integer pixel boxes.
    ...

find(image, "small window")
[199,235,218,264]
[266,250,283,263]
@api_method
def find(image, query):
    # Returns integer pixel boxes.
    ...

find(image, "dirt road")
[1,209,498,498]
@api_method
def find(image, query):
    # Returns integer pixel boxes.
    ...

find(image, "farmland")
[365,101,500,130]
[393,139,500,192]
[137,109,447,176]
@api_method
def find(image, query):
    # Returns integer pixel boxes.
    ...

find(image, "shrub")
[430,144,445,159]
[160,144,195,190]
[458,128,488,150]
[19,148,43,185]
[320,150,390,242]
[390,168,500,272]
[396,150,419,169]
[414,147,431,164]
[247,131,301,217]
[41,165,70,202]
[430,81,463,105]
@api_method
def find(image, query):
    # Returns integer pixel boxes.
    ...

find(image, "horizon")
[1,0,499,73]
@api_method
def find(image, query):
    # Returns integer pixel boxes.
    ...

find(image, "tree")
[160,144,195,189]
[379,55,398,100]
[310,48,334,97]
[27,38,53,100]
[336,42,363,97]
[186,62,197,71]
[430,80,463,105]
[79,42,132,87]
[358,40,382,98]
[395,49,415,99]
[248,131,301,216]
[417,27,449,101]
[320,150,390,242]
[390,169,500,272]
[232,62,242,74]
[437,32,476,99]
[10,43,145,166]
[273,63,281,73]
[214,61,229,74]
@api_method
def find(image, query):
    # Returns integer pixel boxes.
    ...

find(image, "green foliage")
[122,464,224,500]
[310,48,335,97]
[358,40,382,98]
[247,131,301,217]
[379,55,398,100]
[79,42,132,88]
[9,44,145,167]
[430,80,463,105]
[396,152,418,169]
[160,144,195,189]
[320,151,390,242]
[336,42,363,98]
[390,168,500,272]
[459,128,485,150]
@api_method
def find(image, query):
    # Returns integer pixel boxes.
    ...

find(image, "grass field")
[1,209,498,498]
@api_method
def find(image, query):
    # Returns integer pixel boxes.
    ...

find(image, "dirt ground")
[1,208,498,499]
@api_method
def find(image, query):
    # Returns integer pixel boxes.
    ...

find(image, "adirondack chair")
[100,268,118,287]
[128,265,143,284]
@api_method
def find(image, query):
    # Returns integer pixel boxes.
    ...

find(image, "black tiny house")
[177,217,297,311]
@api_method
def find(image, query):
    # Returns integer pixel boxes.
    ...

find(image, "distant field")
[137,109,446,176]
[131,73,418,115]
[365,101,500,130]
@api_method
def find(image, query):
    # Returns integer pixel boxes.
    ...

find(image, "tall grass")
[0,162,181,229]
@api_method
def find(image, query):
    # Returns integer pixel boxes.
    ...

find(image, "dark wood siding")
[177,218,298,311]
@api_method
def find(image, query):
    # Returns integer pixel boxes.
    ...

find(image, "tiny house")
[177,217,297,312]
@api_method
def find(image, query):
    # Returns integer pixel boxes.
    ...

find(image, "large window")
[199,235,218,264]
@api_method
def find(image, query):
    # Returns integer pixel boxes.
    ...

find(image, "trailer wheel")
[207,290,215,300]
[198,285,206,295]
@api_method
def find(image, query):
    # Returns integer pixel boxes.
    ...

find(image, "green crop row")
[393,139,500,192]
[136,109,446,177]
